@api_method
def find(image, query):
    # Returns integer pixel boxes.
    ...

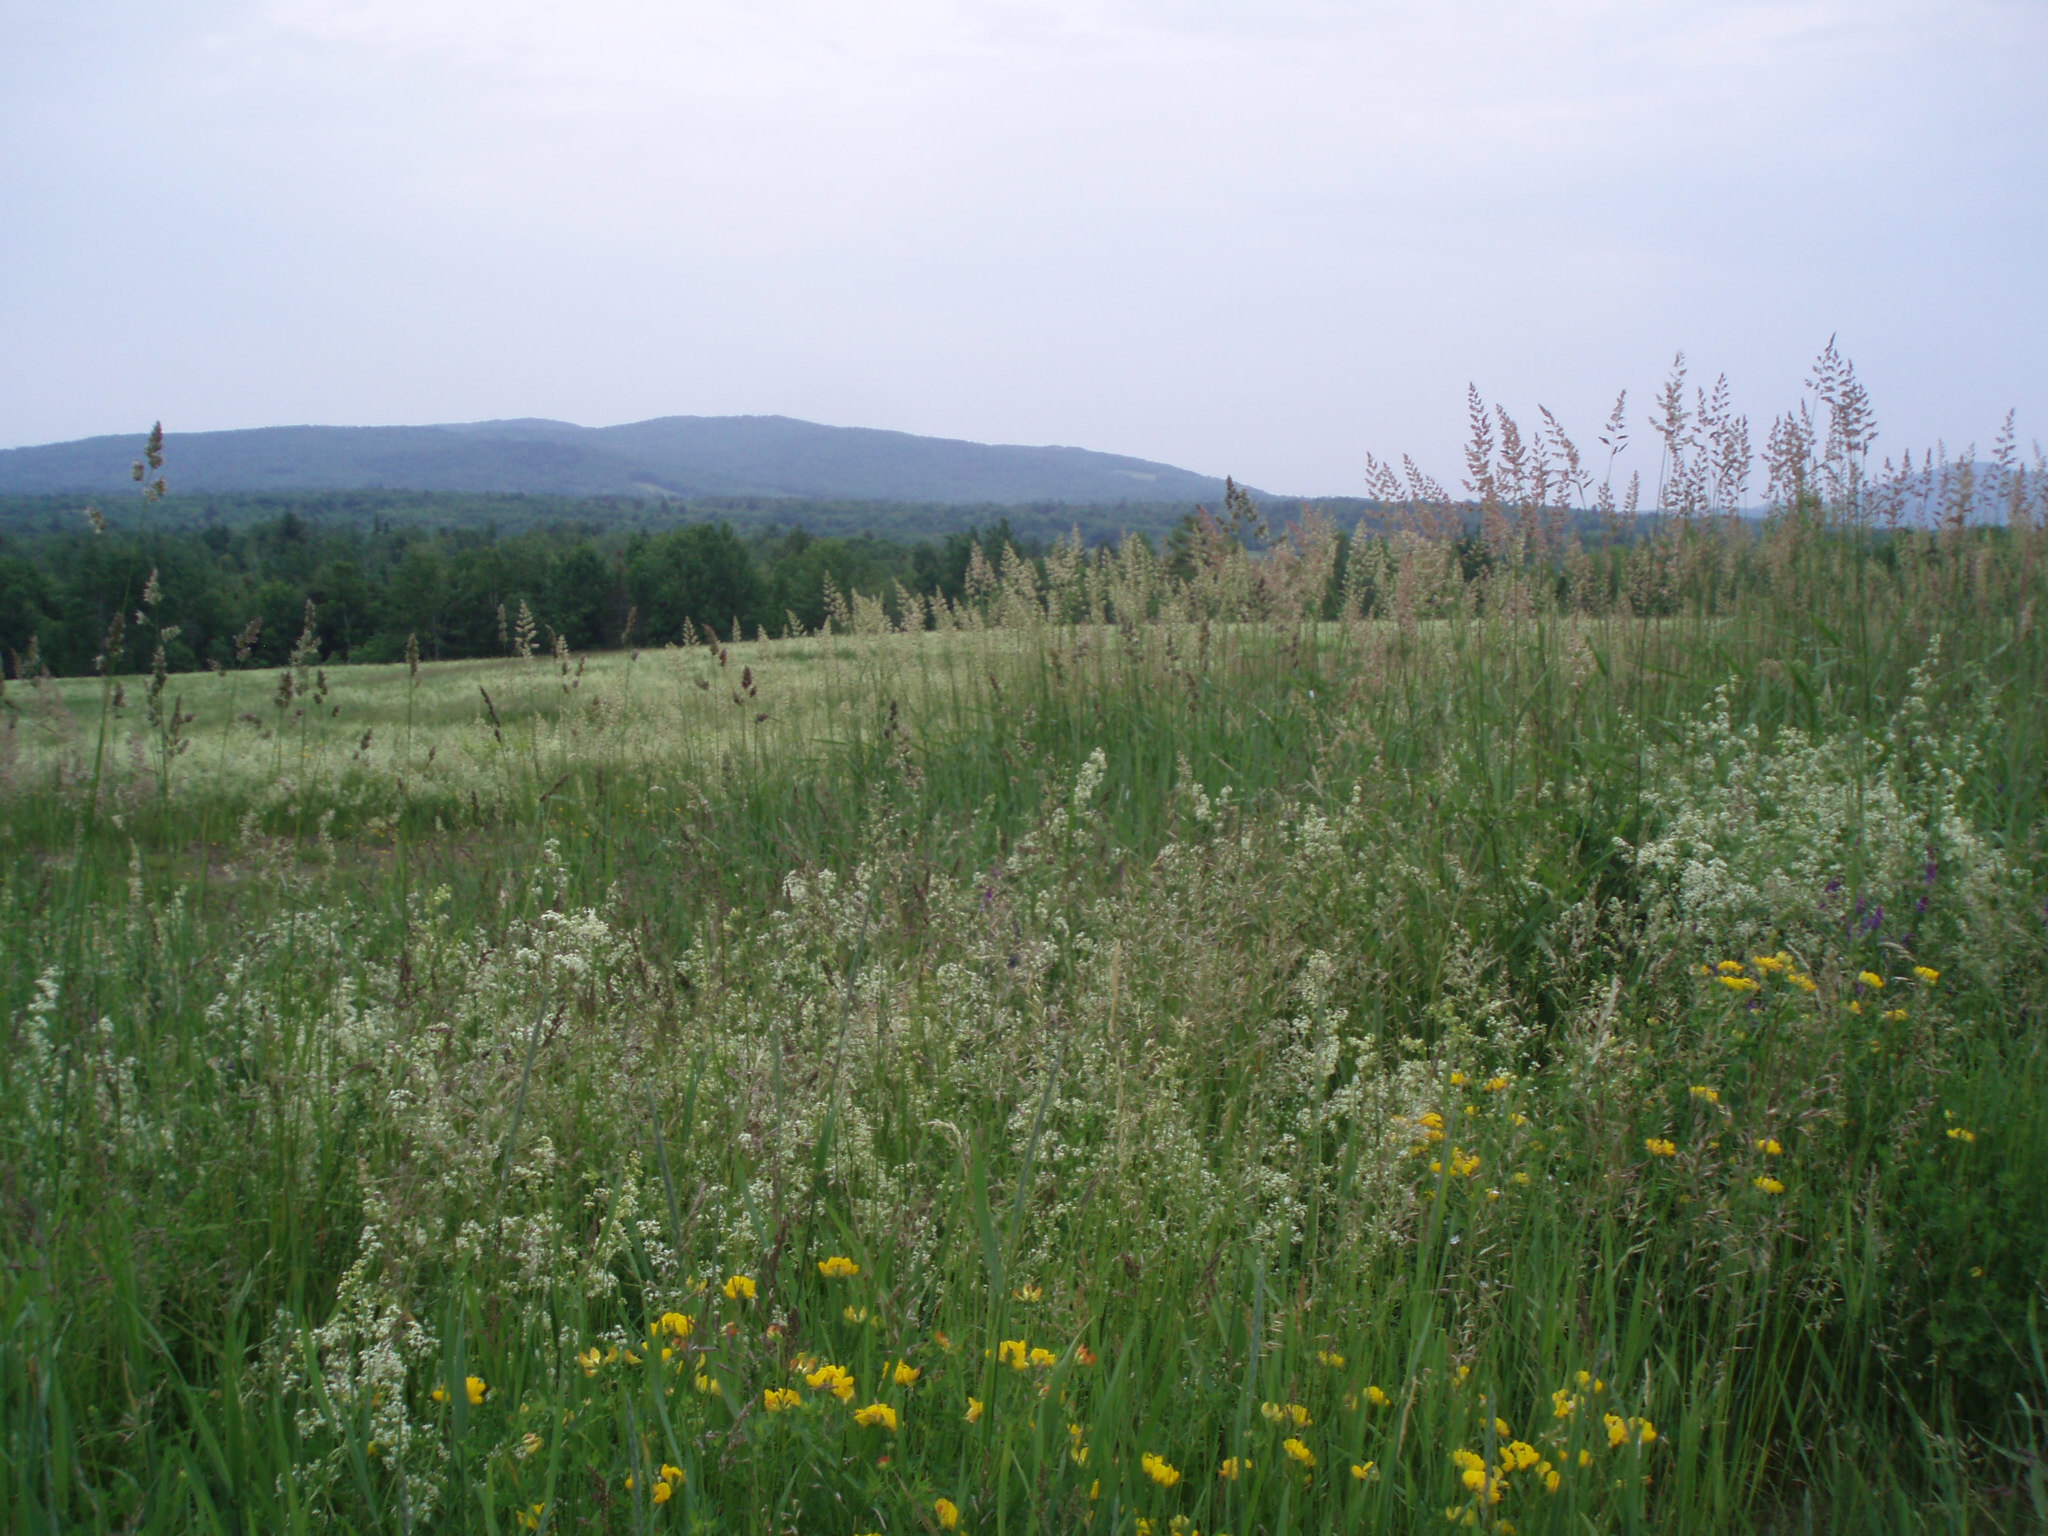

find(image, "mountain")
[0,416,1249,506]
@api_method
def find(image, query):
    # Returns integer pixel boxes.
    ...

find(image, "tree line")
[0,513,1046,677]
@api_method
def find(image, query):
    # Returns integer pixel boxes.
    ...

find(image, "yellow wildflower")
[1283,1436,1316,1468]
[1028,1347,1057,1368]
[1141,1452,1181,1487]
[763,1387,801,1412]
[1913,966,1940,984]
[1219,1457,1248,1480]
[965,1396,984,1423]
[843,1306,869,1324]
[1688,1085,1720,1103]
[1316,1350,1346,1368]
[1483,1075,1510,1092]
[1351,1461,1377,1480]
[936,1498,961,1530]
[852,1402,898,1431]
[1450,1071,1467,1086]
[722,1275,756,1301]
[1716,959,1746,974]
[804,1363,856,1401]
[577,1347,604,1376]
[1365,1385,1392,1407]
[651,1480,673,1505]
[1260,1401,1312,1427]
[465,1376,488,1406]
[997,1339,1029,1370]
[429,1384,449,1404]
[1947,1126,1976,1143]
[1717,975,1760,994]
[891,1360,921,1387]
[817,1256,859,1279]
[1752,954,1787,974]
[1013,1284,1043,1303]
[693,1372,718,1394]
[1755,1137,1782,1155]
[661,1463,684,1486]
[1858,970,1885,989]
[657,1312,693,1338]
[1754,1175,1786,1194]
[1644,1138,1677,1158]
[1506,1441,1539,1471]
[1788,972,1817,992]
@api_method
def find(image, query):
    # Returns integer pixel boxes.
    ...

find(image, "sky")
[2,0,2044,496]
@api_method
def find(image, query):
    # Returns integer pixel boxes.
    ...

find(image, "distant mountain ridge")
[0,415,1250,506]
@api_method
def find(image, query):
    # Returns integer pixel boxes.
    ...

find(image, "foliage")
[2,363,2047,1533]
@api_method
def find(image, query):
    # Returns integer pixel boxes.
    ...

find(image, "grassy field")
[3,506,2047,1534]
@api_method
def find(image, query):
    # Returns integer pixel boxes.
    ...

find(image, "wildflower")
[722,1275,756,1301]
[1755,1137,1782,1155]
[1014,1284,1043,1303]
[1365,1385,1392,1407]
[1717,959,1746,974]
[651,1480,673,1505]
[1284,1436,1316,1468]
[936,1498,961,1530]
[1075,1344,1097,1366]
[1542,1465,1561,1492]
[1351,1461,1376,1480]
[1752,954,1787,974]
[1788,972,1817,992]
[577,1347,604,1376]
[1857,970,1885,990]
[1506,1441,1539,1471]
[1688,1085,1720,1103]
[1717,975,1759,994]
[804,1363,856,1401]
[1483,1075,1510,1092]
[853,1402,898,1431]
[1644,1138,1677,1158]
[1913,966,1940,984]
[1494,1417,1512,1438]
[817,1256,859,1279]
[1141,1452,1181,1487]
[1753,1175,1786,1194]
[1551,1388,1579,1418]
[1219,1457,1248,1480]
[465,1376,488,1406]
[891,1360,921,1387]
[997,1339,1029,1370]
[658,1312,693,1338]
[1028,1347,1057,1368]
[763,1387,801,1412]
[1510,1170,1531,1186]
[965,1397,984,1423]
[1260,1401,1312,1427]
[662,1463,685,1487]
[520,1431,542,1458]
[1946,1126,1976,1143]
[694,1372,718,1394]
[844,1306,870,1324]
[1449,1071,1467,1086]
[1604,1413,1628,1448]
[1578,1449,1594,1467]
[429,1384,450,1404]
[1317,1350,1346,1368]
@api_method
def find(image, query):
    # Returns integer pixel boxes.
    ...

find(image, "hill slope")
[0,416,1247,505]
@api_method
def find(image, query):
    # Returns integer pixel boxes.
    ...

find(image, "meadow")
[4,403,2048,1533]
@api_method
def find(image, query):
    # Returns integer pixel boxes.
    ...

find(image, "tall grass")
[3,379,2047,1532]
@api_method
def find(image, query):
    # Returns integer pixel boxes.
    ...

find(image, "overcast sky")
[3,1,2043,494]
